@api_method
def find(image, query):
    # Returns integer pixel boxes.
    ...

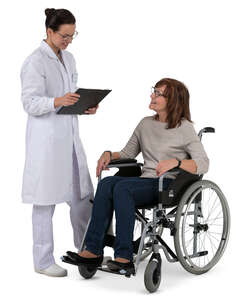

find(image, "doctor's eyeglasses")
[56,31,78,41]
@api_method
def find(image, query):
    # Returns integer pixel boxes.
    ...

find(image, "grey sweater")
[119,116,209,179]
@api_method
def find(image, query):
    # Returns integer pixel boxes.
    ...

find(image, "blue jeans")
[84,176,172,261]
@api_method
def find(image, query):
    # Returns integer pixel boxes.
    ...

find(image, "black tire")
[144,261,161,293]
[78,265,97,279]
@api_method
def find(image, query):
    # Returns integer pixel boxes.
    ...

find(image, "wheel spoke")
[206,194,219,222]
[207,231,221,244]
[208,231,222,235]
[208,210,223,226]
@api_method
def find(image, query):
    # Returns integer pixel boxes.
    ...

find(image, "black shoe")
[61,255,79,266]
[66,251,103,267]
[106,259,135,276]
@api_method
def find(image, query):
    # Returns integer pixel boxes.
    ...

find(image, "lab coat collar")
[40,40,72,91]
[40,40,63,60]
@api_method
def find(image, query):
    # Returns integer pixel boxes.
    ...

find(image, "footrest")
[98,266,124,275]
[98,266,135,278]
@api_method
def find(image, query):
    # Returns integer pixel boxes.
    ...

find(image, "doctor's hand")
[84,104,99,114]
[156,159,178,177]
[54,93,80,108]
[96,151,111,177]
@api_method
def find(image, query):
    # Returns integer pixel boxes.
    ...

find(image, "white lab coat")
[21,40,94,205]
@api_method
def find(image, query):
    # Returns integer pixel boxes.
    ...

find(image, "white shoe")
[35,263,67,277]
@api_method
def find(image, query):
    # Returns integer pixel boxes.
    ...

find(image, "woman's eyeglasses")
[151,87,166,97]
[56,31,78,41]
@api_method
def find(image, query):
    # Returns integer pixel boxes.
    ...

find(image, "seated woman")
[64,78,209,273]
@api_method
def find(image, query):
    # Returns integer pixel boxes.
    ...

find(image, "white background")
[0,0,243,298]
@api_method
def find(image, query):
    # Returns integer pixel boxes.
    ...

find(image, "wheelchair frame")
[76,127,230,293]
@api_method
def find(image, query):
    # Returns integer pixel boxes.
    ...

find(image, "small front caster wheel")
[144,260,161,293]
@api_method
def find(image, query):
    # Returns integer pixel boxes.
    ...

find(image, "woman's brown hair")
[154,78,193,129]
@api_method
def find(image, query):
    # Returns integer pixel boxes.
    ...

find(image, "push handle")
[198,127,215,141]
[202,127,215,133]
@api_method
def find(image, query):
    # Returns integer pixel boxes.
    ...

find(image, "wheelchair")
[70,127,230,293]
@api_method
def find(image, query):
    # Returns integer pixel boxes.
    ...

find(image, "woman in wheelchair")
[63,78,209,275]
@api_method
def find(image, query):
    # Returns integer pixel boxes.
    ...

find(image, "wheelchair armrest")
[107,158,143,168]
[99,159,143,180]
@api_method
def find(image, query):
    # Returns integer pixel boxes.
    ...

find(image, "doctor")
[21,8,98,277]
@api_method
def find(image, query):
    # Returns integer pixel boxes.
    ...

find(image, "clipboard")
[57,88,112,115]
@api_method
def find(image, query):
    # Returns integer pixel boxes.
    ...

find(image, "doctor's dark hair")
[154,78,193,129]
[45,8,76,31]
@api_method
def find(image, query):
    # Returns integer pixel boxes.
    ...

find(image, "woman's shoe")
[106,259,135,276]
[61,255,79,266]
[65,251,103,267]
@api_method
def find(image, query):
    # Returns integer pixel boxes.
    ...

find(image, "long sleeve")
[183,122,209,174]
[119,127,141,159]
[20,56,56,116]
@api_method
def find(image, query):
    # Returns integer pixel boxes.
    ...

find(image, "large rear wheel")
[174,180,230,274]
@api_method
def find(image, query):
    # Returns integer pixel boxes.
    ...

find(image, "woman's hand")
[156,159,178,177]
[96,151,111,177]
[54,93,80,108]
[84,104,99,114]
